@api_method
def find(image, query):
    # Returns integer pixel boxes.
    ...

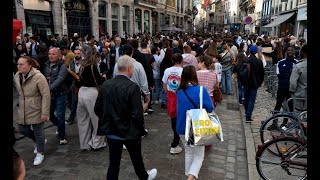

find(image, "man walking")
[243,46,265,123]
[43,47,69,144]
[94,55,157,180]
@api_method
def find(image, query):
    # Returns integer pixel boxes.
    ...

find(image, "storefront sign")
[27,26,33,35]
[297,7,307,21]
[46,28,52,35]
[65,0,89,16]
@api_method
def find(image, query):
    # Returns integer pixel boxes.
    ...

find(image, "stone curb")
[234,78,260,180]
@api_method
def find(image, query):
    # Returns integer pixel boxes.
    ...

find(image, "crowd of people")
[12,30,307,180]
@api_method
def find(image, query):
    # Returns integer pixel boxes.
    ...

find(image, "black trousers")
[106,138,148,180]
[274,87,293,112]
[171,117,180,148]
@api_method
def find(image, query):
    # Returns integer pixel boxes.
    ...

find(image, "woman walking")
[176,65,214,180]
[76,47,106,150]
[14,56,50,166]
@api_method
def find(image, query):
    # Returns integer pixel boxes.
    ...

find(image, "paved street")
[13,79,252,180]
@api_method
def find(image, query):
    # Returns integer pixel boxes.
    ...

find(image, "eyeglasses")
[17,63,26,66]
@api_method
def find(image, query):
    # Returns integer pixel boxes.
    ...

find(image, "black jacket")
[94,75,147,139]
[247,54,265,88]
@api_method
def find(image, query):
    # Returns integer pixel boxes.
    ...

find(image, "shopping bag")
[185,86,224,146]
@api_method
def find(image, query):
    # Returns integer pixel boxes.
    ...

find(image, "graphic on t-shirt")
[167,74,181,92]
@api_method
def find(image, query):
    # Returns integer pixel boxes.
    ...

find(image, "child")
[213,56,222,88]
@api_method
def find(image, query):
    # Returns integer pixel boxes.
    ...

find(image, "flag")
[202,0,210,9]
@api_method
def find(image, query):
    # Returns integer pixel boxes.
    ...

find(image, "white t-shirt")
[162,66,183,93]
[214,62,222,83]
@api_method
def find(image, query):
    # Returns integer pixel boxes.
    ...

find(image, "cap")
[249,45,257,54]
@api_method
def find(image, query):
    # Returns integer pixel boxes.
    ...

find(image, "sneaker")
[148,109,154,113]
[142,129,149,138]
[59,138,68,145]
[33,153,44,166]
[170,145,183,154]
[123,145,127,150]
[245,118,253,123]
[147,168,157,180]
[143,112,148,116]
[34,139,47,154]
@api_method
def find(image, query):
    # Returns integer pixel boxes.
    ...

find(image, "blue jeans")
[18,123,45,153]
[243,86,258,120]
[153,78,162,101]
[107,138,149,180]
[221,68,232,94]
[50,93,67,139]
[237,79,245,104]
[161,86,167,105]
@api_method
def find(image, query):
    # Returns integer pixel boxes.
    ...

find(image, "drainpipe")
[61,0,65,35]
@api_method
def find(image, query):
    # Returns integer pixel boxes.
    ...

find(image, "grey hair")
[117,55,134,72]
[172,40,179,47]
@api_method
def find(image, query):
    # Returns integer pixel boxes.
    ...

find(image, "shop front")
[65,0,92,38]
[296,5,307,41]
[24,10,54,42]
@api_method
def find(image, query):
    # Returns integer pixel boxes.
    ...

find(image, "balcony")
[134,0,157,9]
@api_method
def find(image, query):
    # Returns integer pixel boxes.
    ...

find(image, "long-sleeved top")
[182,53,198,69]
[78,64,104,88]
[113,56,150,96]
[43,60,69,93]
[219,51,232,71]
[276,58,297,89]
[176,85,214,135]
[94,75,147,139]
[289,58,307,98]
[14,68,51,125]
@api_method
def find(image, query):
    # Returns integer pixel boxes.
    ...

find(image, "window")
[135,9,142,33]
[111,3,119,35]
[98,1,107,34]
[144,10,150,33]
[122,6,129,35]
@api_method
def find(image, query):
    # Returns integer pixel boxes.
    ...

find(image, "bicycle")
[259,97,307,145]
[256,111,307,180]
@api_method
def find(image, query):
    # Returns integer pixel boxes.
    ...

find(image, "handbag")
[213,74,222,103]
[91,65,100,90]
[183,86,224,146]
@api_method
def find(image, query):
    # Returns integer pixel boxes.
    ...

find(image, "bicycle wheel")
[260,113,299,144]
[256,137,307,180]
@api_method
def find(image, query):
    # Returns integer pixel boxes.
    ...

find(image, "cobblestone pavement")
[13,79,250,180]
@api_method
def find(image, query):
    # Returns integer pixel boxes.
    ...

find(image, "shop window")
[144,10,150,33]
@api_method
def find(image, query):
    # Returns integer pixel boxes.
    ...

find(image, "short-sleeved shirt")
[162,66,183,93]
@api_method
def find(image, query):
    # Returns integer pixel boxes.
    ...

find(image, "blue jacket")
[276,58,297,89]
[176,86,214,135]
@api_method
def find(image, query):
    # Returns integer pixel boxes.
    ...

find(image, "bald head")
[48,47,62,63]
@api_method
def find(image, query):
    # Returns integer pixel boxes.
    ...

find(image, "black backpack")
[238,59,252,86]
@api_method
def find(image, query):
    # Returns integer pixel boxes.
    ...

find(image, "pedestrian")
[273,46,297,114]
[219,44,233,95]
[289,44,307,111]
[43,47,69,145]
[162,53,184,154]
[14,56,50,165]
[243,46,265,123]
[196,55,218,105]
[76,46,106,150]
[94,55,157,180]
[176,65,214,180]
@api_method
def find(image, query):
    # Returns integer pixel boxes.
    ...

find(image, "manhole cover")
[227,103,240,111]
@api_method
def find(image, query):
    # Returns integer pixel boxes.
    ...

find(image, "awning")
[263,12,295,28]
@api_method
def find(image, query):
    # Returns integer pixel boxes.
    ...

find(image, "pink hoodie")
[182,53,198,69]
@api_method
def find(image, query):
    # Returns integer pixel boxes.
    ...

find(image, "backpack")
[238,59,251,85]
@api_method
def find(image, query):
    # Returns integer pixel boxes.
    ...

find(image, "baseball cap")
[249,45,257,54]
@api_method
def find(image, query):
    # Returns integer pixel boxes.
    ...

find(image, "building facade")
[13,0,192,41]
